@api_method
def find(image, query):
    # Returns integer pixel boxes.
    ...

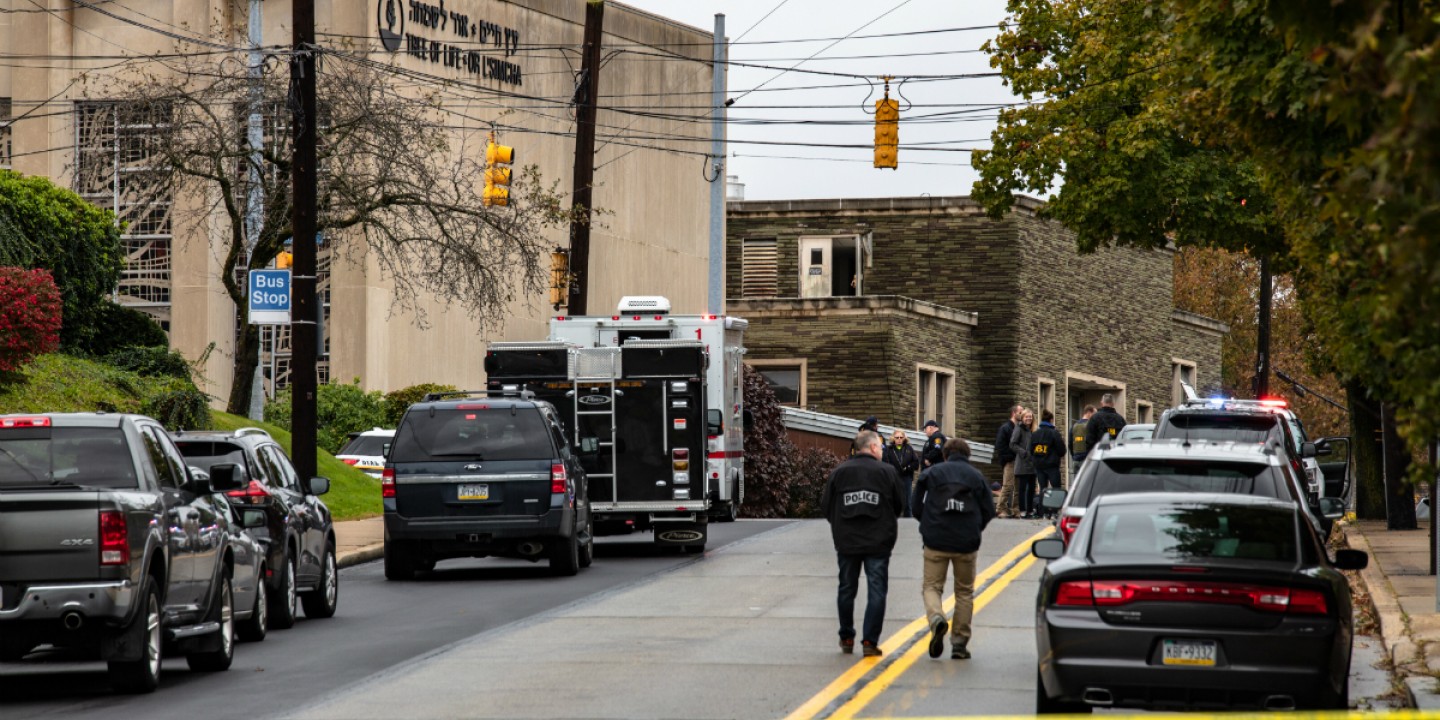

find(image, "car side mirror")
[206,463,243,493]
[707,409,724,436]
[742,409,755,432]
[1301,442,1318,458]
[1333,549,1369,570]
[307,476,331,496]
[576,437,600,454]
[1040,487,1067,511]
[382,442,392,457]
[1032,538,1066,560]
[1317,497,1345,519]
[241,509,267,529]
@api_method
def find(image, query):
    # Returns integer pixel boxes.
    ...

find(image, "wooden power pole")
[567,0,604,316]
[290,0,319,482]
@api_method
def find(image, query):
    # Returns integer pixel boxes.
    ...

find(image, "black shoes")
[840,637,855,654]
[952,644,971,660]
[862,641,883,657]
[928,618,949,659]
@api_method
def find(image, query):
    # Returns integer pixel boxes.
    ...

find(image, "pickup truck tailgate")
[0,492,103,583]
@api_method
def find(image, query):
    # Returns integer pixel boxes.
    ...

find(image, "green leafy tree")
[0,171,124,352]
[266,379,387,455]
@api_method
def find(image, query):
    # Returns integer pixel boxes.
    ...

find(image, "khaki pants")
[922,546,978,645]
[998,461,1018,516]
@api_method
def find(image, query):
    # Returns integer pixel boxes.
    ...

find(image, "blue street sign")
[248,269,291,325]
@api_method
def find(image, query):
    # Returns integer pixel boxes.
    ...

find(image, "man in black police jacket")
[821,430,906,658]
[911,438,995,660]
[1084,393,1128,451]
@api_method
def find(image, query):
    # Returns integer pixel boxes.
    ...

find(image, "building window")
[799,236,864,298]
[742,238,778,297]
[917,363,955,433]
[1172,360,1197,408]
[1136,401,1154,424]
[75,101,174,328]
[750,359,806,406]
[1037,379,1056,419]
[0,98,11,169]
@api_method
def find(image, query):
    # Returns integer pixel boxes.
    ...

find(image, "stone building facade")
[0,0,714,405]
[728,195,1226,474]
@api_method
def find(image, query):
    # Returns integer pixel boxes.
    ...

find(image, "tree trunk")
[226,324,261,416]
[1383,401,1417,530]
[1350,380,1385,520]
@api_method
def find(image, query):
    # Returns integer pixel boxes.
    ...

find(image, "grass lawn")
[0,354,189,414]
[210,411,381,521]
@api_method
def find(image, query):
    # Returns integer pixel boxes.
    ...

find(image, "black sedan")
[1032,492,1367,713]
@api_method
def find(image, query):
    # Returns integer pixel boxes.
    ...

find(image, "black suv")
[382,390,593,579]
[172,428,338,628]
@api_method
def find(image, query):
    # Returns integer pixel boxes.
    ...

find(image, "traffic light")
[549,248,570,309]
[483,133,515,207]
[874,96,899,169]
[277,249,293,269]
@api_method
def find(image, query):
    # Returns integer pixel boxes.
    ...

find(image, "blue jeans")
[1017,474,1037,514]
[837,553,891,645]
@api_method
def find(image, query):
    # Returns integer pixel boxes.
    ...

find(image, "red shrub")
[0,267,63,372]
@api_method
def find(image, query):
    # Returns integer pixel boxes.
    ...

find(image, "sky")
[616,0,1016,202]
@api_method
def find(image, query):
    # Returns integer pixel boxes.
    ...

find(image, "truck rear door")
[0,422,140,584]
[618,344,707,505]
[388,407,557,519]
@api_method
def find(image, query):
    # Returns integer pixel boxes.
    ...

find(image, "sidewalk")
[334,516,384,569]
[1343,519,1440,708]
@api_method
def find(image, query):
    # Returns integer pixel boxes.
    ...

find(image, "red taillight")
[1053,579,1329,615]
[672,448,689,460]
[455,403,490,410]
[226,480,271,504]
[1055,580,1094,606]
[382,468,396,499]
[1,416,51,428]
[99,510,128,566]
[1059,515,1081,544]
[551,463,568,494]
[342,458,359,466]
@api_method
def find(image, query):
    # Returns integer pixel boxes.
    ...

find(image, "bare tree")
[86,52,569,414]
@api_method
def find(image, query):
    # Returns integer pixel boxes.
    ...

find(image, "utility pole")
[245,0,266,421]
[706,13,726,315]
[290,0,319,482]
[1253,254,1272,398]
[567,0,605,316]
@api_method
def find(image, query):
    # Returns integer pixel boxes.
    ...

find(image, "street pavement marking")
[783,527,1054,720]
[832,552,1038,719]
[846,715,1439,720]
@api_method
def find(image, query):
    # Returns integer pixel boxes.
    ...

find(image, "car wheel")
[717,502,738,523]
[268,552,298,629]
[301,541,339,619]
[107,578,162,693]
[384,539,415,581]
[1035,668,1091,714]
[578,519,594,569]
[237,565,268,642]
[186,575,235,672]
[549,533,580,577]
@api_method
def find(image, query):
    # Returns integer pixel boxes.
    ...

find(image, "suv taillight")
[551,463,568,494]
[1059,515,1081,545]
[226,479,271,505]
[100,510,128,565]
[382,467,395,499]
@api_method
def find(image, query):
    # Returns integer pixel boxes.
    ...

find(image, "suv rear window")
[1155,414,1278,445]
[174,440,249,478]
[1088,502,1298,565]
[391,408,554,461]
[0,427,137,488]
[1072,459,1280,505]
[339,435,390,457]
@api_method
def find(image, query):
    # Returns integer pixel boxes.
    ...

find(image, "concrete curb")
[337,543,384,569]
[1343,523,1422,708]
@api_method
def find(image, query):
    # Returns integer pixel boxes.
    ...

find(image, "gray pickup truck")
[0,413,256,693]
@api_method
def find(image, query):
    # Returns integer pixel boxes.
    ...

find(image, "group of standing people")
[820,425,993,661]
[821,395,1129,662]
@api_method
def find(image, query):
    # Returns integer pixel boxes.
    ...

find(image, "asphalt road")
[0,520,789,719]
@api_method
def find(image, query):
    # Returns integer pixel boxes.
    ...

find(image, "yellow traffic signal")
[549,249,570,309]
[277,250,293,269]
[874,97,899,169]
[483,135,515,207]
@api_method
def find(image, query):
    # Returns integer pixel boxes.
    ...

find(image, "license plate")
[1162,639,1217,666]
[457,483,489,501]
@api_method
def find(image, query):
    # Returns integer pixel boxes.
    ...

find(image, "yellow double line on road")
[784,527,1054,720]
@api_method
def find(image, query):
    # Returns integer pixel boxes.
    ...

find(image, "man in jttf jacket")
[821,430,906,658]
[911,438,995,660]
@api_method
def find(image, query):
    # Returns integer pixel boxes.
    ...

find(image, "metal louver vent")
[742,238,778,297]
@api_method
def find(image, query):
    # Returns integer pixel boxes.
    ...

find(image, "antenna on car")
[1182,419,1191,449]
